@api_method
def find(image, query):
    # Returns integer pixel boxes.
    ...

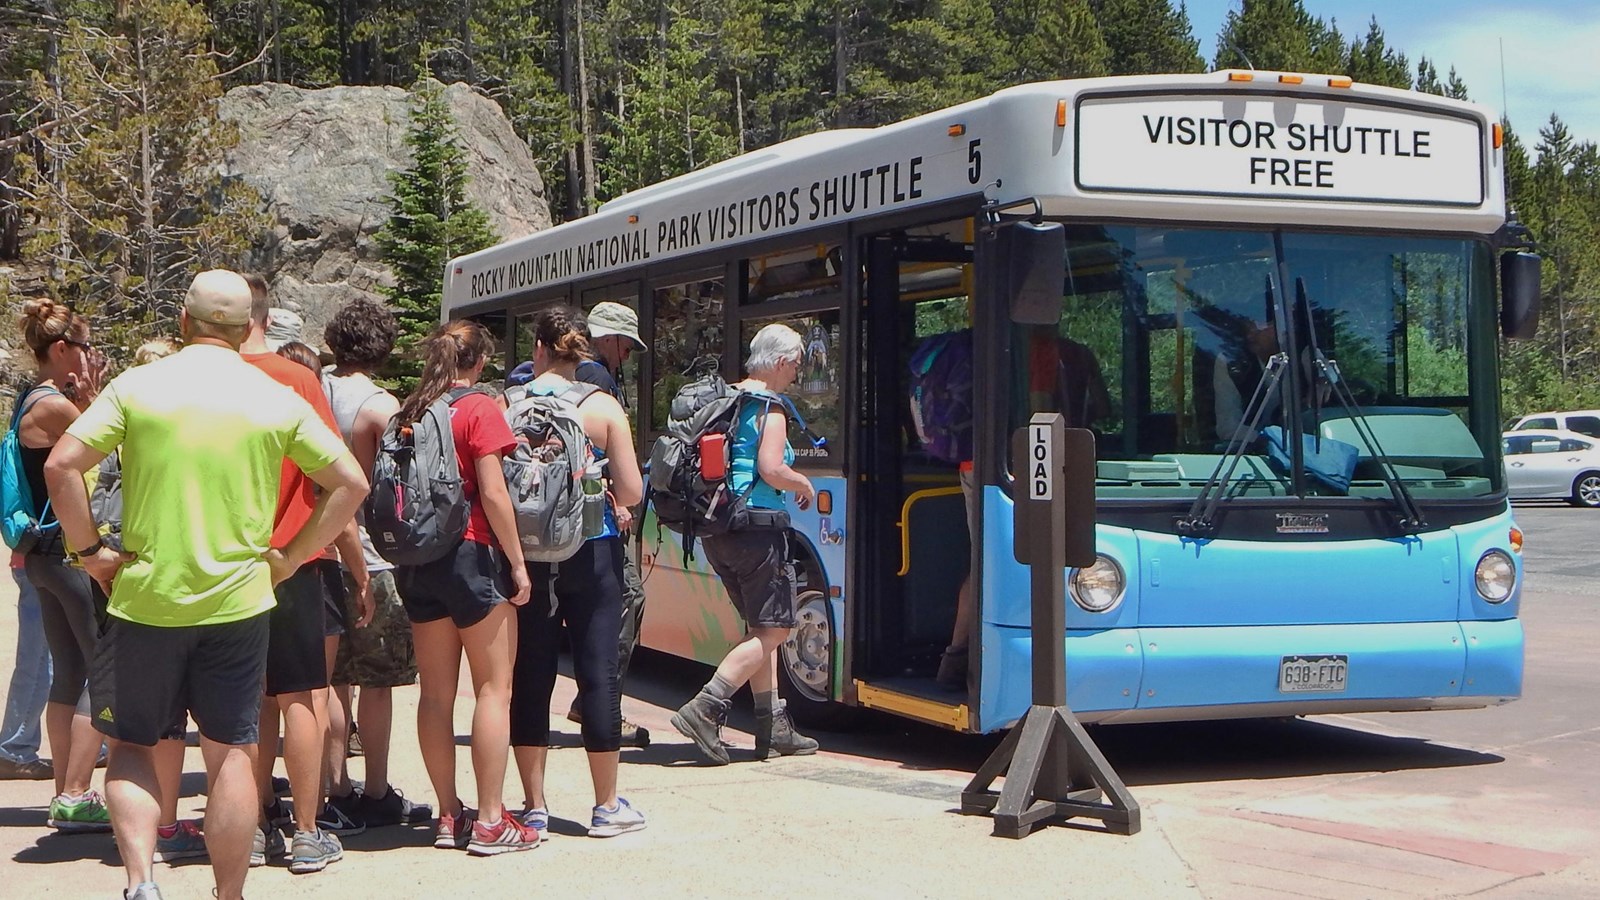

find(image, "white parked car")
[1507,409,1600,438]
[1502,429,1600,507]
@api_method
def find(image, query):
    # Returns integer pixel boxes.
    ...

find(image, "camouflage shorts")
[332,570,418,688]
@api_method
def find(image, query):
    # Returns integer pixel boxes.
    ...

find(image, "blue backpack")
[909,329,975,464]
[1,387,62,552]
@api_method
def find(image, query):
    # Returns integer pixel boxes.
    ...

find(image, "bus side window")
[650,277,725,438]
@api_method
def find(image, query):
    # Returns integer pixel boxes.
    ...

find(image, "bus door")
[853,218,977,729]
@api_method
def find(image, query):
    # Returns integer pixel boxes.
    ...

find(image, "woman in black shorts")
[393,320,539,856]
[15,299,111,832]
[509,307,647,838]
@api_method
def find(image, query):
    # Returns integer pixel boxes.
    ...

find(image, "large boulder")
[220,80,549,339]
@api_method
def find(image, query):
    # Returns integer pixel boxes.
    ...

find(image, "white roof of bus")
[445,72,1502,316]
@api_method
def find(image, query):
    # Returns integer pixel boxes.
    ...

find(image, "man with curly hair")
[319,299,431,830]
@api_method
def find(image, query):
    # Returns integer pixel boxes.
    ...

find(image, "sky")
[1182,0,1600,148]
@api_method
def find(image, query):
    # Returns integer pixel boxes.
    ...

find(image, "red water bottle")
[699,433,727,481]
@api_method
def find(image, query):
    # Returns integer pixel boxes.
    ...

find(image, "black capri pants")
[24,552,101,711]
[511,537,625,753]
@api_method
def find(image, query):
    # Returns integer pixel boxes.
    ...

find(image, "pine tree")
[1000,0,1110,84]
[1090,0,1203,75]
[14,0,263,356]
[377,79,499,385]
[1344,17,1409,89]
[1213,0,1344,74]
[1444,67,1469,100]
[1414,57,1442,95]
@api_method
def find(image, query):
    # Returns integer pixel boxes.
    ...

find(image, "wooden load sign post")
[961,413,1140,838]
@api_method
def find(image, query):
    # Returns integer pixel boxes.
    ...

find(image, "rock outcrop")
[220,80,549,338]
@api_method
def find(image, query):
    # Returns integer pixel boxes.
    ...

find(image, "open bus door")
[852,219,980,730]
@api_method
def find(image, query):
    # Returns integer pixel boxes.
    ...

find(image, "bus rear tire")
[777,588,860,731]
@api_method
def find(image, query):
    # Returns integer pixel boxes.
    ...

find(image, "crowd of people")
[0,270,820,900]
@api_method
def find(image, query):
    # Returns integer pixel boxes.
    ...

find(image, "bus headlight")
[1474,550,1515,603]
[1069,555,1126,612]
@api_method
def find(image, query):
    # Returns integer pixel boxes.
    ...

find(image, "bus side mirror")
[1006,220,1066,325]
[1501,251,1541,340]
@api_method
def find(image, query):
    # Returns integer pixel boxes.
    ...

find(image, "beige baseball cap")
[587,302,646,352]
[184,270,253,326]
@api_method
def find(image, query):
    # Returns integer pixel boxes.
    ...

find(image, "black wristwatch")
[70,537,104,560]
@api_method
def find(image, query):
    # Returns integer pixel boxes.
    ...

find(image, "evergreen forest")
[0,0,1596,415]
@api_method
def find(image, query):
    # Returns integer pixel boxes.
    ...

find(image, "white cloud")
[1401,10,1600,146]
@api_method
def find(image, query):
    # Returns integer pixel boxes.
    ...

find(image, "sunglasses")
[57,337,93,353]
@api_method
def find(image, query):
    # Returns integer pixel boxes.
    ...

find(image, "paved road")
[0,504,1594,897]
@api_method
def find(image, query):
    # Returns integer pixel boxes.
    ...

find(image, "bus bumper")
[978,618,1523,732]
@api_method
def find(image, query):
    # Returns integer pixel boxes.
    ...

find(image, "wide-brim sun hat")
[587,302,646,352]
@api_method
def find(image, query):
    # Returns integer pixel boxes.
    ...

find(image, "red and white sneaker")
[467,815,541,856]
[434,806,474,850]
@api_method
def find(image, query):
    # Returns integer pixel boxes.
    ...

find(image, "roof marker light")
[1228,71,1254,82]
[1279,74,1304,85]
[1328,76,1354,88]
[1493,122,1504,149]
[627,214,639,224]
[948,123,966,137]
[1055,100,1068,127]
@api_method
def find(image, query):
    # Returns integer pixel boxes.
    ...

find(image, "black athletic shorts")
[317,558,347,638]
[266,563,332,695]
[395,538,513,629]
[90,612,269,747]
[700,528,797,630]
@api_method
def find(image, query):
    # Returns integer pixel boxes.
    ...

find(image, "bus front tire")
[777,588,860,731]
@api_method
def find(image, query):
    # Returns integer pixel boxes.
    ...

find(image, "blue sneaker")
[588,798,647,838]
[515,806,548,836]
[154,820,208,863]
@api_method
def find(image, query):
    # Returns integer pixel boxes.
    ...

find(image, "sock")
[754,690,778,715]
[157,822,179,839]
[700,673,738,702]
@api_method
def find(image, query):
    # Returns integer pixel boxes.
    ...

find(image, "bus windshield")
[1031,224,1503,502]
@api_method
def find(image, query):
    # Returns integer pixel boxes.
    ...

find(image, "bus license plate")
[1278,655,1348,693]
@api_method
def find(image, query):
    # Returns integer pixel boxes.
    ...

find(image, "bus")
[443,71,1535,734]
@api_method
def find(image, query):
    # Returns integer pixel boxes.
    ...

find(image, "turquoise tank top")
[728,392,793,511]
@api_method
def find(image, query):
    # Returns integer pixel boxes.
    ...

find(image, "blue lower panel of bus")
[978,618,1523,732]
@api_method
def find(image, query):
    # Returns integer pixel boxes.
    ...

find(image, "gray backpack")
[503,381,601,562]
[365,388,478,566]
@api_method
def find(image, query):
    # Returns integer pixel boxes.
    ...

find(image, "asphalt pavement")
[1,503,1595,898]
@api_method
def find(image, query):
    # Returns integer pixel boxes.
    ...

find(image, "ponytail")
[398,320,495,424]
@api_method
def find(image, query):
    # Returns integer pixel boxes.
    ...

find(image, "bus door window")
[649,276,725,440]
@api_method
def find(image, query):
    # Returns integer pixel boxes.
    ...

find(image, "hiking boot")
[346,724,363,758]
[249,822,285,867]
[48,790,113,833]
[288,828,343,874]
[154,820,208,864]
[671,694,732,765]
[315,794,366,836]
[467,815,541,856]
[0,757,52,780]
[124,883,165,900]
[358,784,432,827]
[755,702,819,759]
[588,798,647,838]
[434,805,474,850]
[621,717,651,748]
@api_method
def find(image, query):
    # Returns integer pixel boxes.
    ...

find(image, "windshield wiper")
[1177,352,1288,537]
[1292,278,1427,532]
[1309,354,1427,531]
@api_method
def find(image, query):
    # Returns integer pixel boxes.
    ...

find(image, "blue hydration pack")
[1,388,61,551]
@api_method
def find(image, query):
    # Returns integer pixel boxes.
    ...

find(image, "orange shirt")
[242,352,340,552]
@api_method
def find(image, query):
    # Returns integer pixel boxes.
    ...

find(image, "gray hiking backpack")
[365,388,477,566]
[503,381,601,562]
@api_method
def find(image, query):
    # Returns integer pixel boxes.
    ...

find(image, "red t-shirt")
[242,352,341,552]
[449,391,517,546]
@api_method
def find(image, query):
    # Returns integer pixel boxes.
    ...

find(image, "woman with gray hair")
[671,324,820,764]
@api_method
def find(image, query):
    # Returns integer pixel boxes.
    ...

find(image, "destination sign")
[1074,93,1486,206]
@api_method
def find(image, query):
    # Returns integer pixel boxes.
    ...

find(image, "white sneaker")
[588,797,647,838]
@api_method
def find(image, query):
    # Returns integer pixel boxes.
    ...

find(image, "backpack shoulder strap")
[446,385,496,404]
[10,386,62,432]
[559,381,603,407]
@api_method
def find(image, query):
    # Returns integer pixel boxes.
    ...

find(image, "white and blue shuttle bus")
[444,71,1535,733]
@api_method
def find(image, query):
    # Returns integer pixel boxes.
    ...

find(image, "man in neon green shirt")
[44,270,368,900]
